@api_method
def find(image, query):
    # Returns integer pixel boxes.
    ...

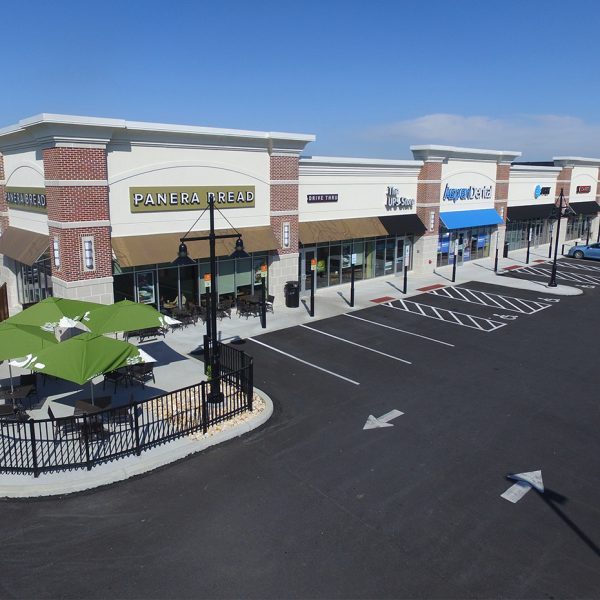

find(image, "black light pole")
[350,257,355,307]
[548,188,565,288]
[525,223,531,264]
[586,223,590,246]
[451,239,458,283]
[494,230,500,273]
[310,259,316,317]
[176,193,249,402]
[260,264,267,329]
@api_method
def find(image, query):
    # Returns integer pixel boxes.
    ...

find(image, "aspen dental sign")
[442,184,493,203]
[130,186,255,213]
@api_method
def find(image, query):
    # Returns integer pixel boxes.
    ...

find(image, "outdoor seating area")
[0,293,257,477]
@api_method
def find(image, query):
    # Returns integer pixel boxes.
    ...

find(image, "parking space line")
[248,337,360,385]
[558,260,600,272]
[428,286,550,314]
[511,265,600,283]
[300,324,412,365]
[344,313,455,346]
[385,299,506,332]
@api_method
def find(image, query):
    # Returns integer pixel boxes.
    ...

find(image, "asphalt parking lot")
[1,262,599,599]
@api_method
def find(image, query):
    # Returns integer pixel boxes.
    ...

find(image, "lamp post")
[176,192,249,402]
[260,263,267,329]
[548,188,565,288]
[494,229,500,273]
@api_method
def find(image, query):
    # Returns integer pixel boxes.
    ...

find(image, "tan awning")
[112,226,279,268]
[0,227,49,266]
[299,218,388,244]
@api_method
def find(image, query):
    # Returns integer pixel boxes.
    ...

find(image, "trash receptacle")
[503,242,510,258]
[284,281,300,308]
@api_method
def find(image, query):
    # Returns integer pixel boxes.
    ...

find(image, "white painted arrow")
[501,470,544,503]
[363,409,404,430]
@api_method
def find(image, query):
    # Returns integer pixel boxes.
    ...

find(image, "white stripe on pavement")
[300,324,412,365]
[344,313,454,346]
[248,337,360,385]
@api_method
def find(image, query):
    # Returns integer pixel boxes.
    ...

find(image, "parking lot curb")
[0,388,274,499]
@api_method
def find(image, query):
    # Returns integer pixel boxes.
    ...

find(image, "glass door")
[301,248,316,293]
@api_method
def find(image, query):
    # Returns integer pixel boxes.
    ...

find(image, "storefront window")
[114,273,135,302]
[341,243,353,284]
[353,241,365,281]
[15,255,53,307]
[385,238,395,275]
[329,244,341,286]
[157,267,177,307]
[179,265,197,307]
[236,258,253,298]
[315,247,328,288]
[217,259,235,302]
[396,239,405,272]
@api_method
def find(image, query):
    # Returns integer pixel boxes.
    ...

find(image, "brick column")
[0,153,8,233]
[413,160,442,273]
[493,162,511,257]
[44,147,113,304]
[555,166,573,247]
[269,155,300,304]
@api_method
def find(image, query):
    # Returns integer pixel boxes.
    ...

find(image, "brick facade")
[416,160,442,236]
[269,155,299,255]
[555,167,573,206]
[494,163,510,223]
[0,153,7,233]
[43,147,111,283]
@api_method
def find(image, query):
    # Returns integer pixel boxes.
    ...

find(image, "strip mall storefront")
[297,157,424,292]
[0,115,599,315]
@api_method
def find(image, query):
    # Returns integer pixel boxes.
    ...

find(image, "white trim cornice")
[0,113,315,154]
[553,156,600,167]
[45,180,108,187]
[51,275,113,288]
[48,219,111,229]
[411,145,521,163]
[270,210,299,216]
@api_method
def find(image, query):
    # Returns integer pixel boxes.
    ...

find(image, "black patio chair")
[47,406,83,441]
[103,368,129,393]
[129,364,156,388]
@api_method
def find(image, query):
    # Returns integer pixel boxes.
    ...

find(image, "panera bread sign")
[5,187,47,213]
[130,186,255,213]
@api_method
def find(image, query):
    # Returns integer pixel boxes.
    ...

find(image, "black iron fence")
[0,343,253,477]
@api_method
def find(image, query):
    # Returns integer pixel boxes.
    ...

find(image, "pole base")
[207,390,225,404]
[548,281,558,288]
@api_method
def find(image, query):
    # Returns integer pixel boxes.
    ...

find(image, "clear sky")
[3,0,600,160]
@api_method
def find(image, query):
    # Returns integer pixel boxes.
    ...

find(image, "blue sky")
[4,0,600,160]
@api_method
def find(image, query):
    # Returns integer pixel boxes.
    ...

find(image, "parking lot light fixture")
[548,188,565,288]
[175,194,247,402]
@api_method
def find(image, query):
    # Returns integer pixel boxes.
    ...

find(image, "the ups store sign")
[130,186,255,213]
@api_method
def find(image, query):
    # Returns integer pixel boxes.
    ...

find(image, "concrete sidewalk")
[0,242,582,497]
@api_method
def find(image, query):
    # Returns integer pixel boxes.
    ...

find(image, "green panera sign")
[130,186,256,213]
[5,187,47,213]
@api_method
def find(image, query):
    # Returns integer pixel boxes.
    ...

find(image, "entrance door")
[300,248,316,293]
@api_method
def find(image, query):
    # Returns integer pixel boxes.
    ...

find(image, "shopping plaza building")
[0,113,598,315]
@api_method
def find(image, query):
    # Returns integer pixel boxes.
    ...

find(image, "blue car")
[567,243,600,260]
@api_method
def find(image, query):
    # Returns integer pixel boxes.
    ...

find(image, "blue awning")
[439,208,503,230]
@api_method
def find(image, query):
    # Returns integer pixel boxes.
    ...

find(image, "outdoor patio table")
[74,397,112,416]
[0,384,35,407]
[0,404,30,422]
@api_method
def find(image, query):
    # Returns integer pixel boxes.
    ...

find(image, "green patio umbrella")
[85,300,168,335]
[10,332,155,402]
[0,322,59,391]
[7,297,103,332]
